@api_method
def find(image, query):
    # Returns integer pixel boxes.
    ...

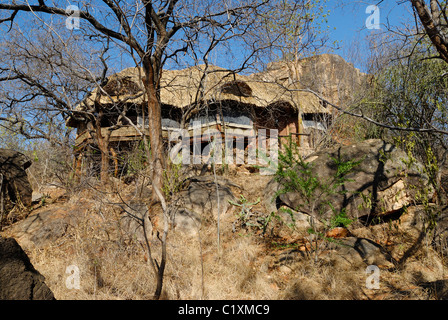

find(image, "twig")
[295,88,448,135]
[213,158,221,257]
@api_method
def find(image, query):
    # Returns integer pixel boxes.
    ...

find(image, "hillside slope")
[1,145,448,300]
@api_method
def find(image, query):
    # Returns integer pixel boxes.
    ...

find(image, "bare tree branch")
[297,88,448,135]
[410,0,448,63]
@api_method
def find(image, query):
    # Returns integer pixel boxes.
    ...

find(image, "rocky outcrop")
[120,200,152,242]
[0,149,33,224]
[0,236,54,300]
[176,176,236,219]
[119,176,238,238]
[253,54,371,107]
[169,175,237,235]
[266,139,430,223]
[5,197,88,249]
[429,205,448,258]
[440,167,448,199]
[12,208,69,247]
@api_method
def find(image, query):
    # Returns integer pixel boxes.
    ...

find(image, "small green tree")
[362,40,448,204]
[273,139,363,262]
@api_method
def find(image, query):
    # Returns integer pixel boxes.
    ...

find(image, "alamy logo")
[65,265,80,290]
[365,265,380,289]
[366,5,380,30]
[66,5,80,30]
[168,121,278,174]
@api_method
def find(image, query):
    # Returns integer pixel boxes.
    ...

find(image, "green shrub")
[273,139,364,261]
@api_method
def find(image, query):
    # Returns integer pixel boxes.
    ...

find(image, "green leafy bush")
[273,139,364,260]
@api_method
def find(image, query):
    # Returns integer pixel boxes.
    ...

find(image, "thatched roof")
[67,64,328,127]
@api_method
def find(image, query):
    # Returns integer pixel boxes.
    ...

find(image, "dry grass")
[26,195,278,300]
[4,170,448,300]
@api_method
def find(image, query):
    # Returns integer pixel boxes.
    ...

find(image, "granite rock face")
[266,139,430,222]
[0,236,54,300]
[0,149,33,221]
[253,53,371,106]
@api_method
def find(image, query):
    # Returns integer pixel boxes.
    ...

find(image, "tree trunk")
[142,60,169,300]
[93,113,111,184]
[97,131,111,184]
[411,0,448,63]
[143,62,165,203]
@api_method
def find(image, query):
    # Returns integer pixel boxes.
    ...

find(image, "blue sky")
[325,0,414,72]
[0,0,415,75]
[201,0,416,74]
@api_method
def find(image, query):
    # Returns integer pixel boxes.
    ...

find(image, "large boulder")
[0,236,54,300]
[428,205,448,259]
[440,167,448,200]
[5,197,88,249]
[169,175,237,234]
[119,200,153,242]
[175,175,236,219]
[119,176,237,237]
[254,54,370,107]
[0,149,33,218]
[10,208,69,248]
[266,139,430,223]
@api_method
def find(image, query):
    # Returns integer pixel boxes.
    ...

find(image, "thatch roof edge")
[66,64,329,127]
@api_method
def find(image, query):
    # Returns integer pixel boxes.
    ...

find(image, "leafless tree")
[0,21,112,190]
[0,27,91,145]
